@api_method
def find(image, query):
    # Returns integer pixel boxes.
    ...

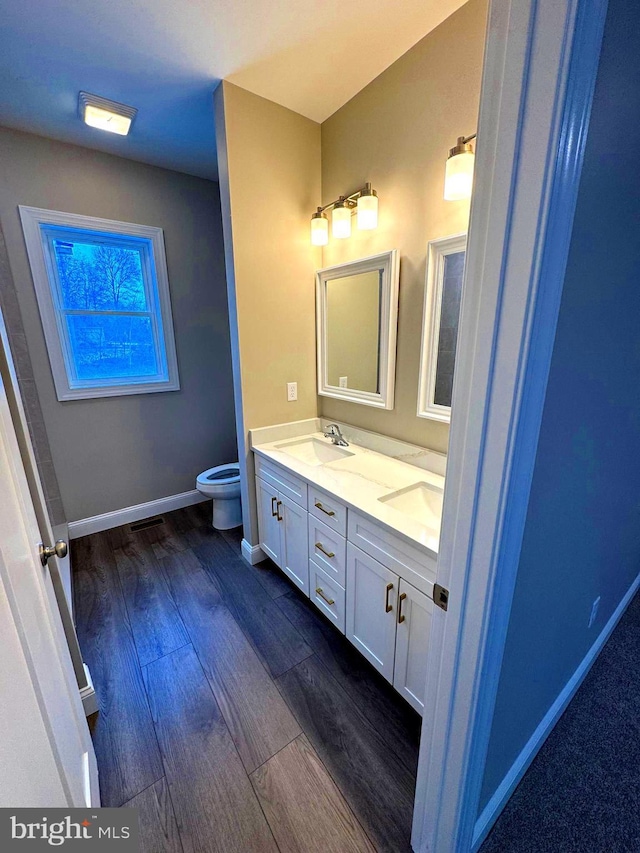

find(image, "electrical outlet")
[339,376,348,388]
[588,596,601,628]
[287,382,297,401]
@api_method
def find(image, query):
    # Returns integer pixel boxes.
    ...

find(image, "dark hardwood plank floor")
[276,655,416,852]
[73,506,420,852]
[192,534,313,677]
[221,525,293,600]
[277,588,422,773]
[115,541,189,667]
[144,644,278,853]
[73,534,163,807]
[251,734,377,853]
[161,550,301,773]
[123,778,183,853]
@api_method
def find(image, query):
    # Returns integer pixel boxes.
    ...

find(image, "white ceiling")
[0,0,467,180]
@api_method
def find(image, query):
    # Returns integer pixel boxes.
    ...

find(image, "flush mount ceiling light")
[78,91,137,136]
[310,182,378,245]
[444,134,477,201]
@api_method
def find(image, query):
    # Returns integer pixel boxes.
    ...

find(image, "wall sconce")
[444,134,476,201]
[310,182,378,245]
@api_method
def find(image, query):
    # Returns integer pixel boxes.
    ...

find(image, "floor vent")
[129,517,165,533]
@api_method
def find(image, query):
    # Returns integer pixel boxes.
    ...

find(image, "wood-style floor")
[72,502,421,852]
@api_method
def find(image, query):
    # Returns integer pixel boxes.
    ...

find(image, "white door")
[346,543,398,681]
[255,477,281,566]
[0,367,98,807]
[393,579,433,715]
[280,494,309,594]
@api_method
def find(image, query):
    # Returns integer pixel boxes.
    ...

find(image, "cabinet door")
[393,579,433,715]
[255,477,281,567]
[280,494,309,595]
[346,543,398,682]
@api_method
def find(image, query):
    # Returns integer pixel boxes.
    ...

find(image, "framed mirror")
[316,250,399,409]
[417,233,466,422]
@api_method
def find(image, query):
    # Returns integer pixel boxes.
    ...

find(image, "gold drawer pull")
[385,582,394,613]
[314,501,335,517]
[271,496,278,517]
[398,592,407,623]
[316,587,335,606]
[315,542,335,559]
[276,500,283,522]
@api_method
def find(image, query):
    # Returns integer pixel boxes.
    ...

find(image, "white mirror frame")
[316,249,399,410]
[417,233,467,423]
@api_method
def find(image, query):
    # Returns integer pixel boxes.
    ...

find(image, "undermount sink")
[274,436,355,467]
[378,481,444,528]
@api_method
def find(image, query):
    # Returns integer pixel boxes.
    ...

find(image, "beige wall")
[319,0,488,453]
[0,127,237,521]
[215,82,321,541]
[326,270,380,392]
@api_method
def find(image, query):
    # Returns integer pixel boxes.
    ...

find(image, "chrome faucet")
[323,423,349,447]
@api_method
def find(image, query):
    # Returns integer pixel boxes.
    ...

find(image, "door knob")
[39,540,68,566]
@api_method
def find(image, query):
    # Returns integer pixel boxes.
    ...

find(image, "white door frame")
[412,0,608,850]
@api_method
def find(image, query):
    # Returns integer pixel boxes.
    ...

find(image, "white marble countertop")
[252,430,444,559]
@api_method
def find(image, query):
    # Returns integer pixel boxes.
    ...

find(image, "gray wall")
[0,127,236,521]
[480,0,640,812]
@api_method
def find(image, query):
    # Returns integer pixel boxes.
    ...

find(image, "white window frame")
[19,206,180,401]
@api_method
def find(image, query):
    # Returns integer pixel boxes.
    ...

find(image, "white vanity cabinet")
[393,579,433,714]
[345,543,399,682]
[345,543,433,713]
[255,457,309,595]
[253,451,437,715]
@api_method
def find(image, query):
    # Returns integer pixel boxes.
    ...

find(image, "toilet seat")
[196,464,240,488]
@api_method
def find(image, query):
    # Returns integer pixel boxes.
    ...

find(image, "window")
[19,207,180,400]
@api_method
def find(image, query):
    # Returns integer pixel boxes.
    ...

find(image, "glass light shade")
[444,150,475,200]
[357,194,378,230]
[83,105,133,136]
[332,205,351,239]
[310,213,329,246]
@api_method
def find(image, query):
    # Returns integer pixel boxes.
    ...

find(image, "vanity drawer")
[308,516,346,586]
[348,510,436,596]
[255,455,307,508]
[308,486,347,536]
[309,560,346,633]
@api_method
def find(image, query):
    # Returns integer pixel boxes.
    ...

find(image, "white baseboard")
[473,569,640,850]
[80,663,98,717]
[241,538,267,565]
[68,490,209,539]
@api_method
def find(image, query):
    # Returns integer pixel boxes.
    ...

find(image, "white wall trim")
[68,489,208,539]
[473,568,640,850]
[80,663,98,718]
[241,538,267,566]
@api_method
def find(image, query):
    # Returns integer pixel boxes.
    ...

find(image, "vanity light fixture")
[332,198,351,239]
[78,91,137,136]
[310,182,378,245]
[310,209,329,246]
[444,133,476,201]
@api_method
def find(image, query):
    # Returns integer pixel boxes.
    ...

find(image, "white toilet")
[195,463,242,530]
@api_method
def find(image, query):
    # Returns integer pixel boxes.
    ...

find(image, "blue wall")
[479,0,640,812]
